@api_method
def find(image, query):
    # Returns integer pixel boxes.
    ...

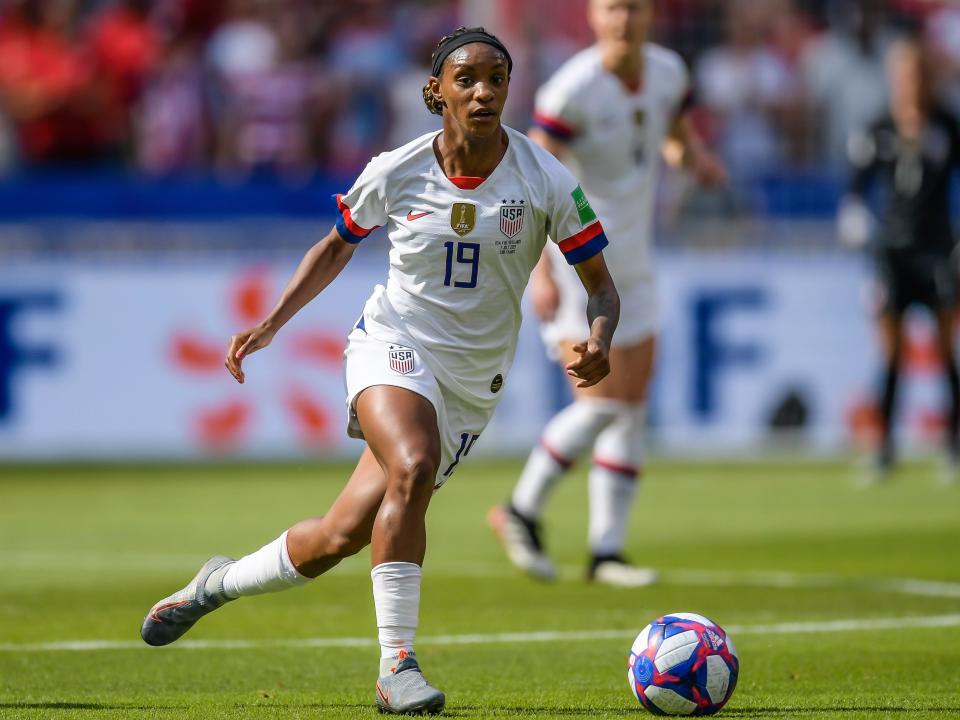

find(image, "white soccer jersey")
[534,44,690,287]
[334,126,608,409]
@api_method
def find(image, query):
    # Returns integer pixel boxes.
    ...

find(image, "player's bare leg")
[286,448,386,577]
[934,308,960,484]
[141,449,387,646]
[354,385,445,715]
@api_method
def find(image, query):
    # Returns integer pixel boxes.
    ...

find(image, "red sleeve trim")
[558,222,603,254]
[335,194,374,237]
[532,111,577,140]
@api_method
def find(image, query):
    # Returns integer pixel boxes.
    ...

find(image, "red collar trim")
[448,176,486,190]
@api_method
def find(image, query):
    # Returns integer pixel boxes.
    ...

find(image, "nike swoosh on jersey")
[406,211,434,221]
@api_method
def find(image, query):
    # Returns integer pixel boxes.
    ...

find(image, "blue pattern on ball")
[634,655,655,684]
[627,613,740,716]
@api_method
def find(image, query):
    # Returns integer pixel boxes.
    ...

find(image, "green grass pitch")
[1,459,958,719]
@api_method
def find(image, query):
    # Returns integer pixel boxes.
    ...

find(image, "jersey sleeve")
[670,59,693,116]
[333,155,389,243]
[532,76,583,143]
[548,169,609,265]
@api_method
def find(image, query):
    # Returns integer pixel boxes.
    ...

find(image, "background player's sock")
[588,405,645,556]
[221,530,311,598]
[372,561,421,676]
[511,399,623,518]
[588,464,640,556]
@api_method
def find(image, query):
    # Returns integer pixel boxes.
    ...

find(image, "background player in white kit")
[490,0,725,586]
[138,27,619,716]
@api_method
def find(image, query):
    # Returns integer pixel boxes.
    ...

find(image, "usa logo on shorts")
[388,346,415,375]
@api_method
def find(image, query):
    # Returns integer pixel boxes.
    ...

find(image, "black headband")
[431,32,513,78]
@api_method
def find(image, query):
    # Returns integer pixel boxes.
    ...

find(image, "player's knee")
[387,449,439,500]
[595,404,647,469]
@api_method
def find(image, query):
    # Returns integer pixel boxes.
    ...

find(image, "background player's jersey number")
[443,241,479,289]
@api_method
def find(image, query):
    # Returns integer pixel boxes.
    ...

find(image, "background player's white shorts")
[540,267,659,359]
[343,327,495,489]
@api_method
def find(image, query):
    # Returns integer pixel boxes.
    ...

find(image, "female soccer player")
[140,27,618,715]
[839,38,960,482]
[490,0,724,586]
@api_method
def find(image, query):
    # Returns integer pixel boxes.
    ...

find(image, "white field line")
[4,553,960,599]
[2,614,960,653]
[663,569,960,599]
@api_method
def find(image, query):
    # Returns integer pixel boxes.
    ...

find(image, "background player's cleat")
[588,555,658,588]
[938,452,960,486]
[375,651,445,715]
[487,504,556,581]
[140,555,235,646]
[855,444,895,487]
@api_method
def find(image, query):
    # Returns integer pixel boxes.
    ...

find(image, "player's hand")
[692,150,727,188]
[224,324,275,384]
[566,336,610,388]
[531,269,561,322]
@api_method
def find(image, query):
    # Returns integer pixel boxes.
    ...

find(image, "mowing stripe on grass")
[6,553,960,599]
[2,614,959,653]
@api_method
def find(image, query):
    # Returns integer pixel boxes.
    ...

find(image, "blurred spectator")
[134,30,210,174]
[801,1,894,168]
[696,0,799,181]
[86,0,160,158]
[206,0,334,177]
[0,0,950,183]
[925,3,960,115]
[0,0,111,165]
[386,1,458,147]
[206,0,276,78]
[325,0,401,171]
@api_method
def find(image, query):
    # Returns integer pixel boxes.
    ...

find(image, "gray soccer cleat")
[375,652,445,715]
[140,555,235,646]
[487,504,557,582]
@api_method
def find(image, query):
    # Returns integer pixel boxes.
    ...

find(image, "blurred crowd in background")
[0,0,958,184]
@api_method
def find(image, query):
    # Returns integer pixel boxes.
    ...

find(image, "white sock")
[511,399,623,518]
[372,561,422,676]
[588,405,646,557]
[221,530,311,599]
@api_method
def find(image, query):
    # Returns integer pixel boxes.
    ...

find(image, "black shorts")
[876,251,958,314]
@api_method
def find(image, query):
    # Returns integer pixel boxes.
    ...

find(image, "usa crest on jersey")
[388,346,415,375]
[499,202,525,238]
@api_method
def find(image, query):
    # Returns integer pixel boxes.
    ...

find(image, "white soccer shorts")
[540,267,659,359]
[343,327,495,489]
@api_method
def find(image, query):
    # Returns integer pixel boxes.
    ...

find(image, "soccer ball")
[628,612,739,716]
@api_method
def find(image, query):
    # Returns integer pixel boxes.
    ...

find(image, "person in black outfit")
[839,38,960,481]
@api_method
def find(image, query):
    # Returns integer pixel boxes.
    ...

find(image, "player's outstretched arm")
[567,252,619,388]
[225,227,358,383]
[665,113,727,187]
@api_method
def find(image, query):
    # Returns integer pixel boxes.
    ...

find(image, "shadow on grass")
[726,708,960,716]
[0,703,178,711]
[447,708,633,717]
[303,703,635,717]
